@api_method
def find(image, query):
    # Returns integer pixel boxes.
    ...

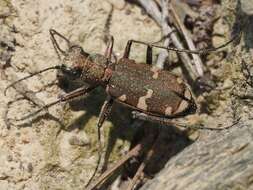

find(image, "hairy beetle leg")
[132,111,184,127]
[14,85,97,122]
[132,111,240,131]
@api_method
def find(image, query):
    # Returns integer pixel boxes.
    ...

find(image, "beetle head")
[49,29,88,81]
[4,29,110,95]
[50,29,110,91]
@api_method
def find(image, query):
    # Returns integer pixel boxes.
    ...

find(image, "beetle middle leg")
[123,40,153,65]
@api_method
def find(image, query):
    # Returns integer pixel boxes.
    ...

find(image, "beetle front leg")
[13,85,98,122]
[97,96,114,128]
[96,95,114,150]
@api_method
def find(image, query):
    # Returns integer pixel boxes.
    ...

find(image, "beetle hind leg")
[132,111,238,131]
[132,111,181,127]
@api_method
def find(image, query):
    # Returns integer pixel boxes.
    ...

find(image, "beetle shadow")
[65,92,194,187]
[57,78,139,165]
[100,123,194,189]
[236,1,253,56]
[57,78,193,179]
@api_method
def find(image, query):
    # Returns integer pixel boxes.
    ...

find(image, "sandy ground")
[0,0,161,189]
[1,0,253,189]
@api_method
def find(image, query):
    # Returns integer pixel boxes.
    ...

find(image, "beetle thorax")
[62,46,110,85]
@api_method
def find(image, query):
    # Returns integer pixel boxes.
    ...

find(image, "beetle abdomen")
[107,58,196,117]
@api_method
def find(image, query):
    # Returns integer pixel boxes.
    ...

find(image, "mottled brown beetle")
[4,30,199,124]
[4,29,239,189]
[5,28,238,124]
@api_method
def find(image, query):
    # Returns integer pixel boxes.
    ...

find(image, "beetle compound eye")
[61,66,82,78]
[72,67,82,77]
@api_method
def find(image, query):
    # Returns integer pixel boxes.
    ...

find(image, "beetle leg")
[123,40,133,59]
[123,40,152,65]
[132,111,187,128]
[123,35,239,56]
[104,36,114,60]
[13,85,98,122]
[85,95,114,187]
[132,111,236,131]
[146,45,153,65]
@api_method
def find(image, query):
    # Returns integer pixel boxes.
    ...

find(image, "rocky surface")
[1,0,253,190]
[0,0,160,189]
[142,122,253,190]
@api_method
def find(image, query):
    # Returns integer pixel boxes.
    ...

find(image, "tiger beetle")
[4,29,238,124]
[4,29,239,189]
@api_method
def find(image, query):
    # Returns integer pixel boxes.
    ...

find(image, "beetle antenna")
[5,29,73,95]
[49,29,72,60]
[4,65,62,95]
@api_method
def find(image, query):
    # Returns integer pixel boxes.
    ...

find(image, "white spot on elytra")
[174,89,192,114]
[137,89,153,110]
[165,106,173,116]
[151,67,160,79]
[184,89,192,99]
[175,100,188,114]
[118,94,127,101]
[177,77,183,84]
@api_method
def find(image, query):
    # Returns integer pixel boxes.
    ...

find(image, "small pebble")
[68,135,90,146]
[27,163,33,173]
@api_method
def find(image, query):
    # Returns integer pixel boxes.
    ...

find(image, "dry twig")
[155,0,170,69]
[137,0,199,80]
[86,143,143,190]
[169,3,205,76]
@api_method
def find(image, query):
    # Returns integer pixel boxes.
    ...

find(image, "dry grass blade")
[137,0,199,80]
[169,3,205,76]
